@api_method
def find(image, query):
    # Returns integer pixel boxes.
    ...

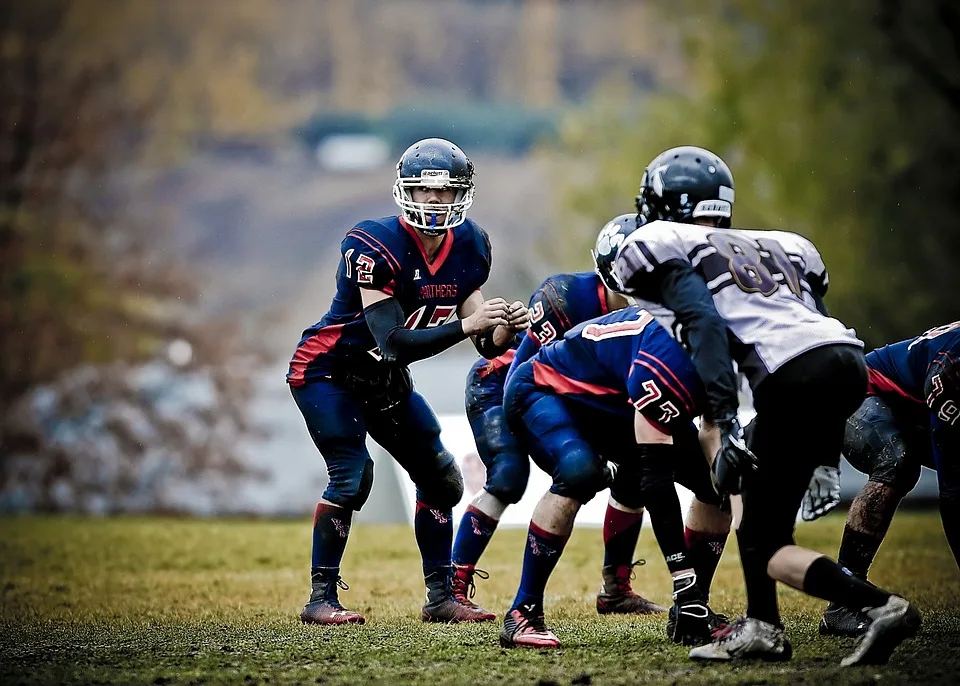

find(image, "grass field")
[1,512,958,685]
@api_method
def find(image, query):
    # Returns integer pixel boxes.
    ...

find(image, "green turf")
[1,511,958,685]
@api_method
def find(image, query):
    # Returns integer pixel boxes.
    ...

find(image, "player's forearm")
[474,327,513,359]
[658,265,740,420]
[364,298,467,365]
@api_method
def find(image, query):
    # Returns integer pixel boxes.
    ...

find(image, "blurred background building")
[1,0,956,516]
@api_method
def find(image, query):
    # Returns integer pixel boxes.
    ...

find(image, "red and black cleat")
[500,604,561,649]
[300,568,365,625]
[596,563,667,615]
[449,564,496,621]
[422,567,496,623]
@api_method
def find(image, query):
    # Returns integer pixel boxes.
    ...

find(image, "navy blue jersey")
[287,216,491,386]
[506,272,610,384]
[530,306,705,433]
[866,321,960,468]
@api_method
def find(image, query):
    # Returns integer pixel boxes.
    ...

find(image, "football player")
[498,304,729,649]
[820,322,960,636]
[454,262,668,618]
[610,145,920,666]
[286,138,530,625]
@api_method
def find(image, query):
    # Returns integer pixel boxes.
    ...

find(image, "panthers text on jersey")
[613,220,862,386]
[529,306,705,433]
[287,215,491,386]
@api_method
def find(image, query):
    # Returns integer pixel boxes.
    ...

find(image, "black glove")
[711,416,758,496]
[667,571,712,646]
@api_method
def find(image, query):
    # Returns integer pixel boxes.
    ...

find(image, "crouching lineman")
[453,264,667,617]
[612,144,920,666]
[499,304,728,649]
[286,138,529,625]
[821,321,960,636]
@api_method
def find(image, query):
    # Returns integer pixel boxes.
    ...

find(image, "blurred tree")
[0,1,258,499]
[549,0,960,348]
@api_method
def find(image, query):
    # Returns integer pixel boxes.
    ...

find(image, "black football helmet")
[592,213,646,293]
[393,138,475,236]
[636,146,734,228]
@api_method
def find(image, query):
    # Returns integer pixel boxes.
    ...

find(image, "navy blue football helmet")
[636,146,735,228]
[393,138,475,236]
[592,213,646,293]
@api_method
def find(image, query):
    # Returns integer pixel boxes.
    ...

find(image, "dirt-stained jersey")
[613,220,862,387]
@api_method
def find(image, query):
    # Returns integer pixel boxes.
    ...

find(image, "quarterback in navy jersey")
[499,300,730,649]
[609,146,919,666]
[821,322,960,636]
[286,138,529,626]
[456,270,676,619]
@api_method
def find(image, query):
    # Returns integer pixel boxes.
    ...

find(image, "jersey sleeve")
[525,278,575,348]
[791,233,829,297]
[613,222,689,299]
[341,228,401,294]
[616,229,740,422]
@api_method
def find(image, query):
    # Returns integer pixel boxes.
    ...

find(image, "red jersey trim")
[347,229,402,274]
[866,367,922,404]
[287,324,346,386]
[596,280,609,315]
[399,216,454,276]
[478,348,517,380]
[532,360,621,396]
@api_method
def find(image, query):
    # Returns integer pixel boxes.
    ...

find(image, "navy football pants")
[291,378,462,511]
[464,357,530,504]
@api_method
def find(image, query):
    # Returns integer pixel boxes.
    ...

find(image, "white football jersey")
[614,220,862,386]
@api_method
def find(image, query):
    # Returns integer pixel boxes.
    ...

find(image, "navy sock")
[685,527,728,601]
[511,522,570,611]
[603,505,644,567]
[311,503,352,568]
[415,500,453,576]
[452,505,499,567]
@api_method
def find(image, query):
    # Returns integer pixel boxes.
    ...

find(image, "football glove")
[711,416,758,496]
[801,465,841,522]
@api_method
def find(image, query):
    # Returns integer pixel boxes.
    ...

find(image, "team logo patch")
[528,534,557,557]
[331,518,350,539]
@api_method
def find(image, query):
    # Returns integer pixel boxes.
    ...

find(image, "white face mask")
[393,170,474,233]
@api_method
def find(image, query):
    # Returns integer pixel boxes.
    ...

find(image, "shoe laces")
[452,566,489,600]
[518,610,549,634]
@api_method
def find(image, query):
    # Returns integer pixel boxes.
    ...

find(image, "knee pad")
[846,398,922,495]
[416,452,464,510]
[610,463,645,510]
[485,452,530,505]
[551,446,607,505]
[327,458,375,511]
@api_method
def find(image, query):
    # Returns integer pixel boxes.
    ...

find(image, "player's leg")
[821,396,926,636]
[498,363,608,648]
[596,488,665,615]
[369,389,495,622]
[693,345,920,666]
[452,362,529,607]
[673,425,732,607]
[290,380,371,625]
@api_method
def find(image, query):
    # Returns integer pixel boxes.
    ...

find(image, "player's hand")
[711,416,758,496]
[502,301,531,333]
[462,298,510,335]
[801,465,841,522]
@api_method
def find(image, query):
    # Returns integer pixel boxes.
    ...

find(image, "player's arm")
[504,284,562,382]
[616,237,755,495]
[926,360,960,566]
[458,289,530,360]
